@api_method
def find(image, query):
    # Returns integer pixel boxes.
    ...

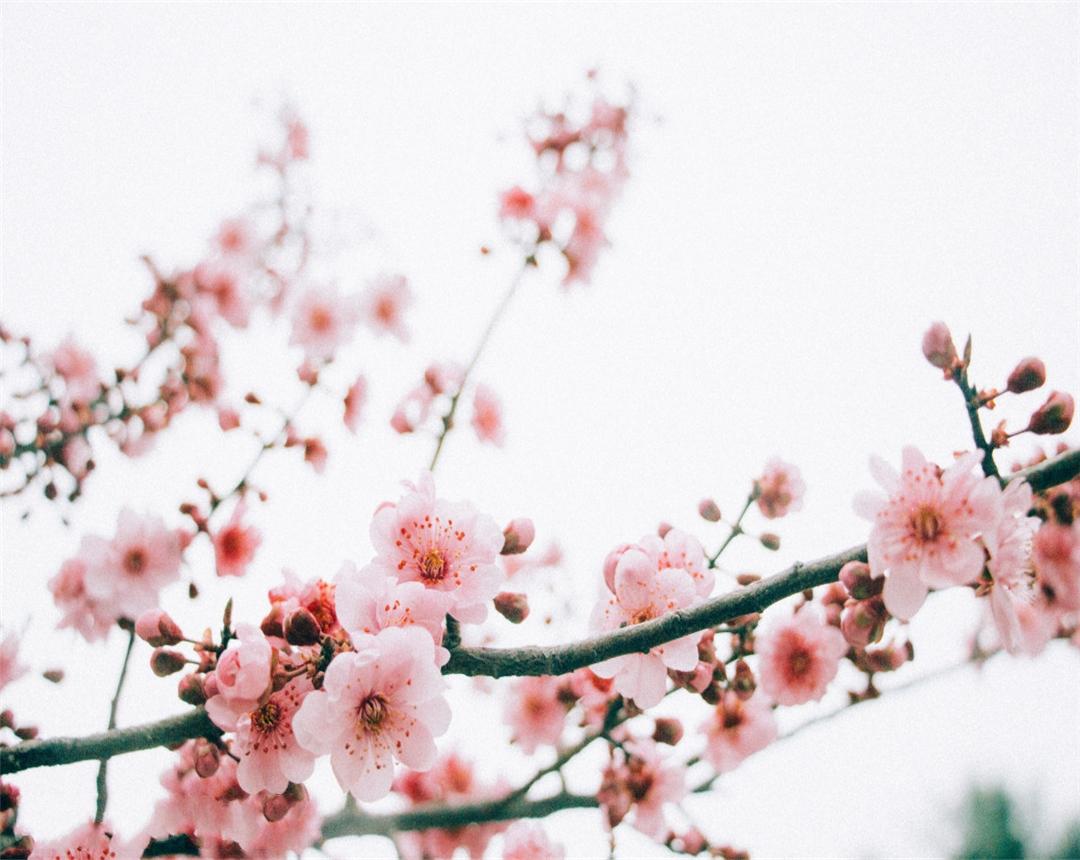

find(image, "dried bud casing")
[493,591,530,624]
[501,518,535,555]
[653,717,684,746]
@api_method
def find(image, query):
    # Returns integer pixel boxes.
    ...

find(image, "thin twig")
[94,626,136,823]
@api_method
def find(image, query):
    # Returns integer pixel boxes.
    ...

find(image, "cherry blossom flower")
[0,627,27,692]
[49,552,116,641]
[81,510,184,620]
[854,447,1002,620]
[599,739,686,839]
[291,626,450,801]
[1033,521,1080,612]
[591,547,700,708]
[636,527,713,598]
[981,480,1041,652]
[343,374,368,433]
[289,284,360,362]
[368,472,505,624]
[48,335,101,404]
[226,790,322,857]
[215,217,255,258]
[334,560,453,664]
[195,262,252,328]
[503,675,567,754]
[29,821,142,860]
[213,503,262,578]
[234,677,316,795]
[498,186,537,221]
[205,624,274,732]
[756,608,847,706]
[502,822,566,860]
[267,572,341,638]
[145,742,246,845]
[756,458,806,519]
[361,273,413,342]
[471,383,505,446]
[701,690,778,773]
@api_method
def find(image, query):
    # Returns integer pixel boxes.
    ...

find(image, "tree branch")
[3,448,1076,777]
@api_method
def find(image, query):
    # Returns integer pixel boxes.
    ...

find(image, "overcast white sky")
[2,3,1079,858]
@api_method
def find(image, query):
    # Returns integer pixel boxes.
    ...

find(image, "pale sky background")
[2,3,1079,858]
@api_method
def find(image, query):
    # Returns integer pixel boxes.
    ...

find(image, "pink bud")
[1028,391,1074,435]
[759,532,781,551]
[493,591,530,624]
[652,717,684,746]
[680,829,708,856]
[501,518,535,555]
[193,739,220,778]
[602,543,634,593]
[262,792,291,822]
[135,609,184,647]
[260,604,285,639]
[217,407,241,431]
[657,521,673,538]
[732,659,756,700]
[698,498,722,522]
[1006,357,1046,394]
[838,561,881,600]
[921,321,958,372]
[150,648,187,677]
[690,662,714,693]
[177,673,207,706]
[283,608,322,646]
[841,599,886,648]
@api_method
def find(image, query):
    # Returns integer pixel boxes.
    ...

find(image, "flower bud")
[652,717,684,746]
[150,648,187,677]
[759,532,780,551]
[1006,357,1046,394]
[1028,391,1075,435]
[41,668,64,684]
[840,599,887,648]
[493,591,530,624]
[135,609,184,647]
[260,604,285,639]
[283,608,322,646]
[838,561,881,600]
[501,518,535,555]
[177,672,208,706]
[14,726,38,740]
[657,521,673,538]
[698,499,722,522]
[263,792,291,822]
[735,573,760,586]
[731,659,756,701]
[921,321,958,372]
[193,739,220,778]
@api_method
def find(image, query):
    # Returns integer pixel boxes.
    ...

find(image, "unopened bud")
[1028,391,1074,435]
[732,659,756,700]
[759,532,780,551]
[921,322,958,373]
[41,668,64,684]
[657,521,673,538]
[283,608,322,646]
[736,573,760,586]
[150,648,187,677]
[135,609,184,647]
[177,672,208,706]
[698,499,722,522]
[260,604,285,639]
[14,725,38,740]
[1006,357,1046,394]
[262,792,291,822]
[841,599,886,648]
[493,591,530,624]
[193,739,220,778]
[838,561,881,600]
[652,717,684,746]
[501,518,535,555]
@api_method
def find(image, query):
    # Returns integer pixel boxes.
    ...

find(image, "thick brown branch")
[0,708,218,774]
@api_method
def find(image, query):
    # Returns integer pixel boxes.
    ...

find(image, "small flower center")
[629,606,656,626]
[123,548,147,576]
[788,648,812,678]
[252,701,282,732]
[309,306,333,334]
[375,297,396,323]
[911,506,942,542]
[722,703,744,730]
[420,548,449,583]
[357,693,389,732]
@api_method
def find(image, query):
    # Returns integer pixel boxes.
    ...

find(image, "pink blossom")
[49,335,100,403]
[1034,521,1080,612]
[343,374,368,433]
[498,186,537,221]
[591,547,700,708]
[61,435,93,480]
[29,821,141,860]
[701,690,777,773]
[504,675,567,754]
[335,560,453,664]
[292,626,450,801]
[471,383,506,446]
[81,510,183,620]
[49,552,116,641]
[854,447,1002,620]
[368,472,505,624]
[227,790,322,857]
[0,627,27,692]
[289,284,360,362]
[213,503,262,578]
[601,739,686,839]
[205,624,274,731]
[757,608,847,706]
[194,262,252,328]
[756,458,806,519]
[635,527,713,598]
[362,273,413,342]
[502,822,565,860]
[145,741,246,844]
[215,217,255,258]
[981,480,1041,653]
[390,384,435,434]
[234,677,316,795]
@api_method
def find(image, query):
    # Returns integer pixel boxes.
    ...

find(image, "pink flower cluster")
[390,362,507,447]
